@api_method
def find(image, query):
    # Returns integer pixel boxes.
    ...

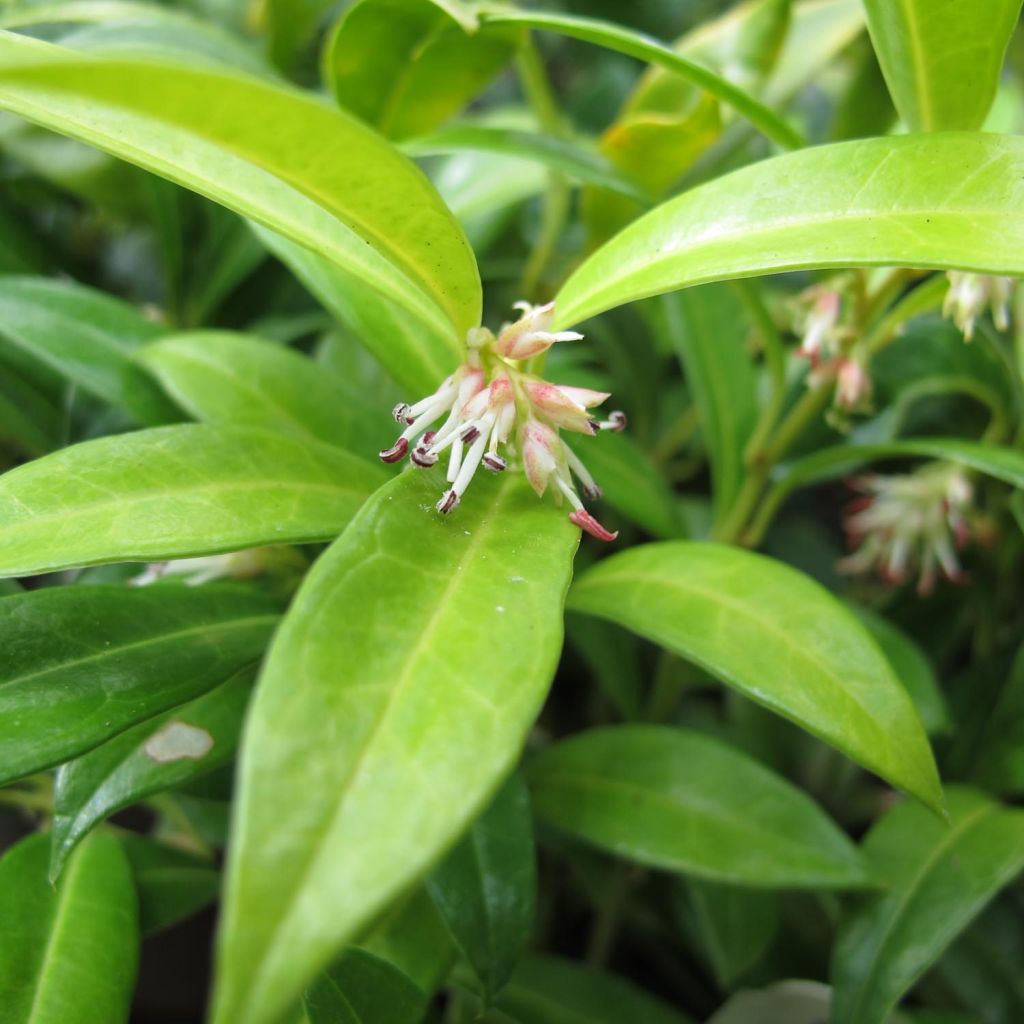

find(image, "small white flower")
[379,301,623,541]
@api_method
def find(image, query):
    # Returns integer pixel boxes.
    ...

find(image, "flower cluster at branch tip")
[838,464,974,595]
[943,272,1013,342]
[379,301,626,541]
[793,287,872,415]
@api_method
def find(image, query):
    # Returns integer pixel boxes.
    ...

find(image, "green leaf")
[567,542,943,811]
[831,787,1024,1024]
[139,330,387,455]
[0,830,138,1023]
[487,954,694,1024]
[528,725,866,887]
[554,134,1024,329]
[357,888,455,996]
[304,949,427,1024]
[863,0,1022,132]
[785,437,1024,490]
[0,357,62,457]
[680,878,779,987]
[653,286,758,528]
[324,0,514,141]
[51,665,256,878]
[0,31,480,340]
[478,9,801,151]
[0,275,177,425]
[119,833,220,935]
[212,469,578,1024]
[707,980,840,1024]
[261,0,336,69]
[253,223,461,396]
[427,772,535,1000]
[967,643,1024,797]
[0,423,386,576]
[404,126,652,205]
[849,606,948,736]
[0,585,276,785]
[566,430,687,540]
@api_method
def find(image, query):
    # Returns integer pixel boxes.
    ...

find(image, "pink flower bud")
[521,420,562,497]
[494,301,583,360]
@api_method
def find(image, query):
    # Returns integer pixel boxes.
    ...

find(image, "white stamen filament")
[447,435,464,483]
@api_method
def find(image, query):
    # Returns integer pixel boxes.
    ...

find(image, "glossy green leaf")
[654,286,758,527]
[428,772,535,1000]
[832,787,1024,1024]
[554,134,1024,329]
[252,223,461,396]
[0,357,61,456]
[0,830,138,1023]
[863,0,1022,132]
[405,126,651,204]
[707,981,846,1024]
[681,878,779,986]
[357,888,455,996]
[261,0,336,68]
[967,644,1024,796]
[765,438,1024,527]
[478,9,801,151]
[850,606,948,735]
[325,0,514,141]
[212,469,577,1024]
[51,666,256,878]
[0,31,480,340]
[0,585,276,784]
[566,430,687,540]
[568,542,943,810]
[0,275,177,425]
[139,330,387,455]
[0,424,386,576]
[119,833,220,935]
[304,949,427,1024]
[486,954,694,1024]
[529,725,866,887]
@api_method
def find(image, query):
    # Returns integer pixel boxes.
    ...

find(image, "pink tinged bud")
[521,420,561,497]
[482,452,506,473]
[799,291,840,358]
[437,490,460,515]
[835,359,871,410]
[524,380,596,434]
[494,301,584,360]
[569,508,619,542]
[379,437,409,463]
[555,385,611,409]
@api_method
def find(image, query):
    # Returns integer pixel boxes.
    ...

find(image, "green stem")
[515,35,570,300]
[0,788,52,813]
[651,404,700,465]
[585,862,642,968]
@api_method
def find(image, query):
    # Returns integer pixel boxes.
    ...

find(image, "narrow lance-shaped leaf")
[51,665,257,879]
[212,469,577,1024]
[863,0,1022,132]
[427,771,536,1001]
[528,725,867,888]
[252,223,461,396]
[478,9,802,151]
[0,585,276,785]
[0,424,386,577]
[553,134,1024,329]
[831,787,1024,1024]
[653,286,758,529]
[304,949,427,1024]
[403,126,653,205]
[0,831,138,1024]
[138,330,389,456]
[0,30,480,339]
[324,0,515,141]
[119,833,221,935]
[0,275,178,426]
[568,542,943,811]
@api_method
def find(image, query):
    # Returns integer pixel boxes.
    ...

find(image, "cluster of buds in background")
[838,463,975,595]
[793,286,873,417]
[942,271,1014,342]
[379,301,625,541]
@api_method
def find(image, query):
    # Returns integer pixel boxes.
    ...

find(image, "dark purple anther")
[379,437,409,463]
[461,426,481,445]
[482,453,506,473]
[392,403,411,423]
[437,490,460,515]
